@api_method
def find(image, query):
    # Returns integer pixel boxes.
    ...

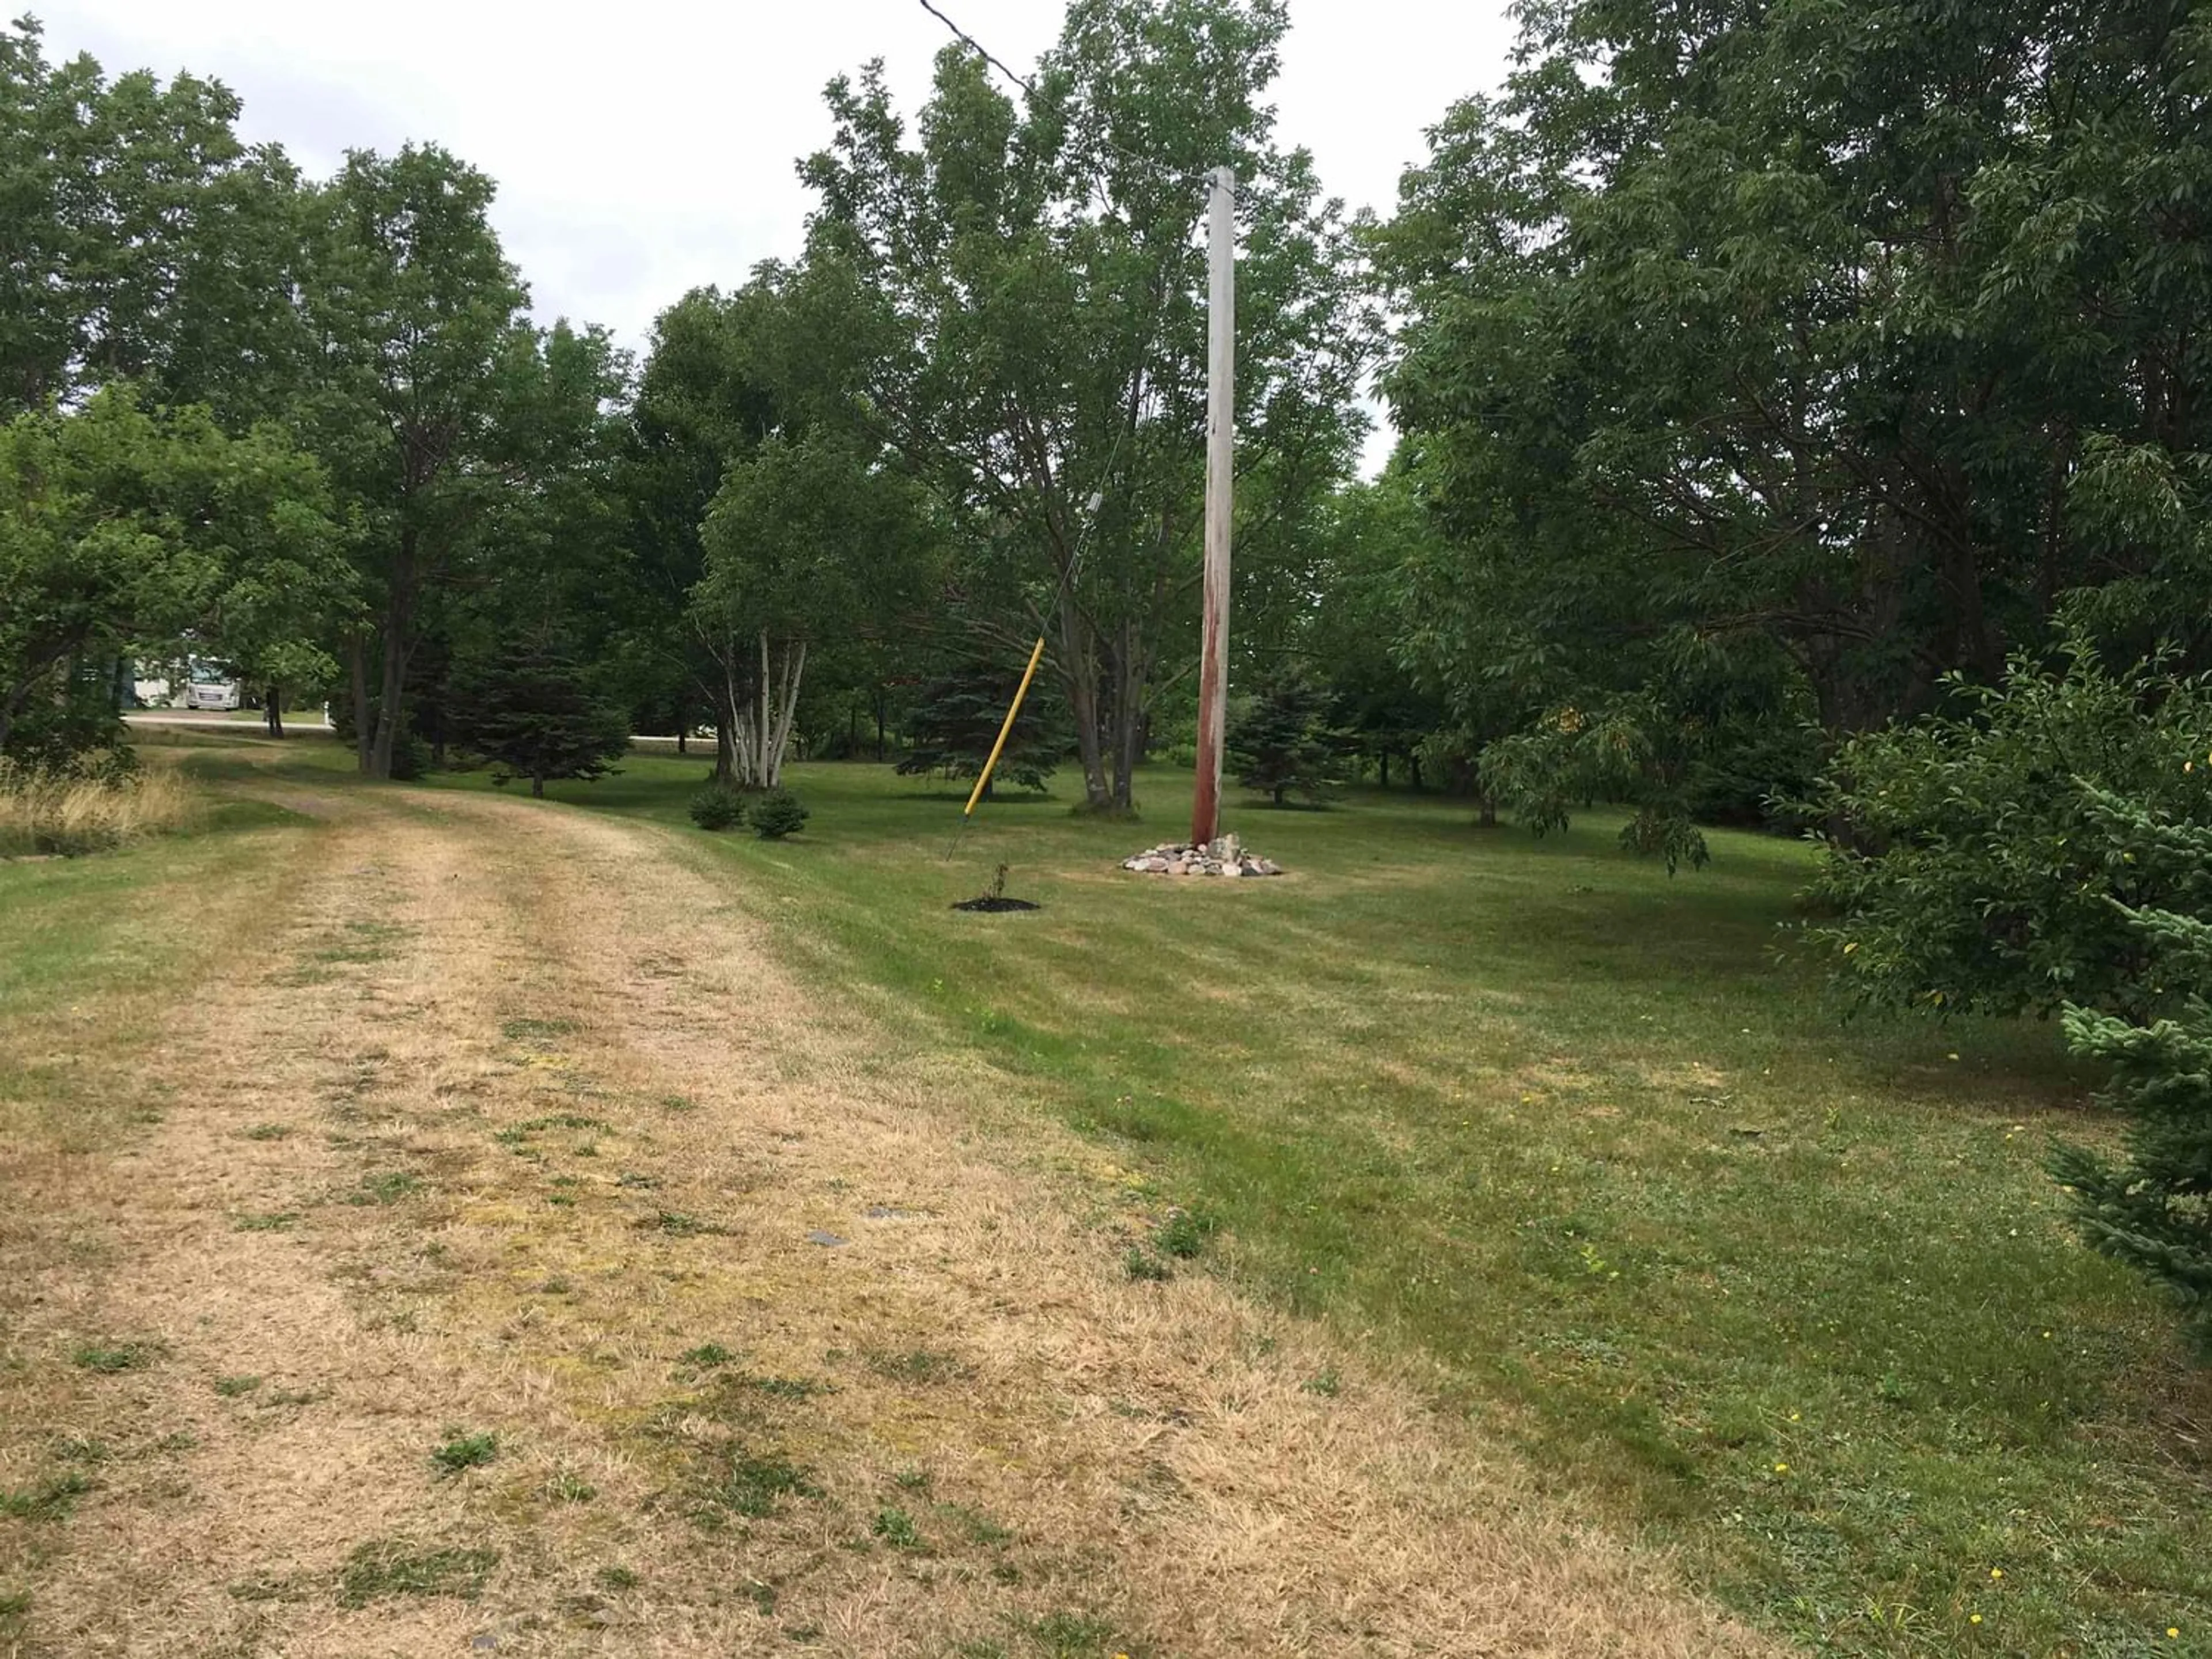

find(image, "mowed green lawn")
[136,741,2212,1650]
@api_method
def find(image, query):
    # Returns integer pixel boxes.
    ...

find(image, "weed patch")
[862,1347,968,1385]
[71,1339,161,1373]
[348,1170,423,1205]
[941,1502,1015,1546]
[336,1539,498,1607]
[494,1112,611,1146]
[501,1016,579,1041]
[1025,1611,1123,1656]
[872,1505,924,1550]
[1154,1206,1217,1259]
[429,1430,499,1476]
[722,1372,830,1403]
[0,1472,94,1521]
[688,1446,819,1525]
[637,1209,726,1237]
[228,1571,312,1603]
[1123,1247,1172,1282]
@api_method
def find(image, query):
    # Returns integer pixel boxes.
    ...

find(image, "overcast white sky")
[37,1,1520,468]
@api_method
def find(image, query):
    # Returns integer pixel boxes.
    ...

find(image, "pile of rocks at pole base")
[1121,833,1282,878]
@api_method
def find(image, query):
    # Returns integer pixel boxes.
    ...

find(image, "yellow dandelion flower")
[2170,1630,2181,1641]
[1971,1614,1982,1625]
[1990,1567,2004,1580]
[1773,1462,1788,1474]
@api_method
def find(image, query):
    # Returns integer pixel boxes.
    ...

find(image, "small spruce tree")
[1229,673,1344,807]
[2051,790,2212,1351]
[895,665,1060,796]
[450,644,630,798]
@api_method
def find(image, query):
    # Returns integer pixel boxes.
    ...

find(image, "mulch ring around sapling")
[952,863,1039,913]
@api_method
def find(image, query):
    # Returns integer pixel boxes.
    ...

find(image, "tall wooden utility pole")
[1191,164,1236,849]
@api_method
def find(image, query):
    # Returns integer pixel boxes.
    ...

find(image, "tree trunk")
[1055,604,1111,809]
[531,776,544,798]
[763,638,806,789]
[758,630,772,787]
[676,723,687,756]
[1107,628,1145,812]
[264,688,284,740]
[874,685,887,762]
[368,532,417,779]
[724,647,753,787]
[347,632,373,772]
[1379,751,1389,790]
[369,637,405,779]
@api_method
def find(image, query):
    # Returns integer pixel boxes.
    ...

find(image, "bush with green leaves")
[1480,694,1713,874]
[2049,789,2212,1351]
[747,789,808,840]
[688,782,745,832]
[1808,646,2212,1021]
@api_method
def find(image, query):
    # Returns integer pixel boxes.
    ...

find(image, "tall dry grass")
[0,757,199,857]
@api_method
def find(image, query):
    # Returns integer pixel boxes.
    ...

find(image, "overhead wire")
[912,0,1232,203]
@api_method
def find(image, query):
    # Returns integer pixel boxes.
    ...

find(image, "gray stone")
[806,1230,848,1247]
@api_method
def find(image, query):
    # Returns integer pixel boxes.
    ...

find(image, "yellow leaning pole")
[963,636,1048,819]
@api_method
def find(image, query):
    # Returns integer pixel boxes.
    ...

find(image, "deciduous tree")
[796,0,1370,810]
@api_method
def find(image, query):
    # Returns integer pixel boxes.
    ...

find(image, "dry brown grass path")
[1,782,1782,1657]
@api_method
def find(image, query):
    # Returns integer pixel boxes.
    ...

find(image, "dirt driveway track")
[0,781,1780,1658]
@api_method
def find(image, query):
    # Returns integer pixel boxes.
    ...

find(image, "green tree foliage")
[1229,672,1342,808]
[0,388,333,759]
[795,0,1371,810]
[1380,0,2212,849]
[2050,796,2212,1351]
[616,286,780,772]
[1301,475,1445,789]
[896,664,1062,795]
[301,143,537,779]
[1809,646,2212,1021]
[693,431,933,790]
[0,18,311,421]
[447,643,630,798]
